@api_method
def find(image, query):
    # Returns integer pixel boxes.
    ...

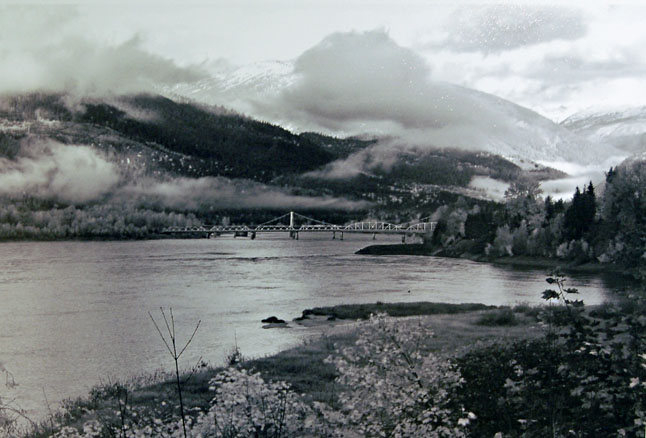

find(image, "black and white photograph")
[1,1,645,437]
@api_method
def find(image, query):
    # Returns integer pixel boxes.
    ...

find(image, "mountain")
[0,93,375,182]
[561,106,646,155]
[166,60,622,167]
[0,91,577,239]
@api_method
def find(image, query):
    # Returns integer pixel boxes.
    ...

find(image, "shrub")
[457,276,646,437]
[327,313,473,437]
[191,368,319,438]
[0,362,22,436]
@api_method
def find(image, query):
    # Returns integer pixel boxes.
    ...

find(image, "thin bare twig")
[149,307,201,438]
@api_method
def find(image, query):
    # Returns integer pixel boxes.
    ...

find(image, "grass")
[298,301,497,321]
[476,307,518,326]
[23,302,542,437]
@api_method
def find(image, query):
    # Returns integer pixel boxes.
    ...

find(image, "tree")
[464,209,495,241]
[504,178,543,228]
[563,183,596,241]
[600,160,646,274]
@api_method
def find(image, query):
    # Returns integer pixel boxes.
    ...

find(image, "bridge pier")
[250,231,256,240]
[401,235,406,243]
[340,232,344,241]
[372,233,376,240]
[332,231,335,240]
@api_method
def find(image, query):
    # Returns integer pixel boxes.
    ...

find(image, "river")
[0,235,629,421]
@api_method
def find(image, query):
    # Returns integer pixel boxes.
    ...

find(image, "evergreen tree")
[563,183,596,241]
[582,182,596,227]
[544,196,555,224]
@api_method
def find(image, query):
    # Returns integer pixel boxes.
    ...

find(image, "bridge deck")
[161,211,436,237]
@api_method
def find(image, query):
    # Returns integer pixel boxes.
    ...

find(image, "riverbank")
[25,297,645,438]
[356,243,625,275]
[23,302,541,437]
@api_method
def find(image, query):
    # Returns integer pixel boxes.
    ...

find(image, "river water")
[0,235,628,420]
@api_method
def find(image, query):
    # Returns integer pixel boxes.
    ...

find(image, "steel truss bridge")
[161,211,437,241]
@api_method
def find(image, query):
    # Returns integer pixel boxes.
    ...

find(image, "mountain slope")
[167,60,623,167]
[0,92,566,220]
[561,106,646,155]
[0,93,377,182]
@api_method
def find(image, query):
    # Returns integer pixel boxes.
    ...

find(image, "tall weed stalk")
[149,308,200,438]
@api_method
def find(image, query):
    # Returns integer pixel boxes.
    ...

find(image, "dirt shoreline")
[355,243,624,275]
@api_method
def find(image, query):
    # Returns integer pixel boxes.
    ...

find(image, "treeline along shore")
[361,162,646,280]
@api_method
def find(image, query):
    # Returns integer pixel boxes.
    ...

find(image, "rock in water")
[261,316,286,324]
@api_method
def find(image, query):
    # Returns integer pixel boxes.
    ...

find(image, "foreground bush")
[327,313,474,438]
[457,277,646,437]
[191,368,319,438]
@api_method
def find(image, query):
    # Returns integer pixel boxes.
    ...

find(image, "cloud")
[118,177,370,211]
[536,156,624,200]
[415,5,646,120]
[252,29,614,166]
[0,136,367,211]
[255,29,474,134]
[0,139,120,203]
[439,5,586,53]
[305,140,409,180]
[0,6,205,95]
[468,176,509,201]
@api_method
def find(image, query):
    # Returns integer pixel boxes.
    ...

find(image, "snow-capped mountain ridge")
[561,106,646,155]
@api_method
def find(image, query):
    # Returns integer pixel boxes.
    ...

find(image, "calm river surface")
[0,235,628,420]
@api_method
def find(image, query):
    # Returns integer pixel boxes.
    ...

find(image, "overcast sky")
[2,1,646,120]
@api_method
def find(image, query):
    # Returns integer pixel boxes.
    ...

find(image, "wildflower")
[629,377,640,389]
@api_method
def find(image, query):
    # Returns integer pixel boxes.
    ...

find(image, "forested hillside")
[0,92,567,240]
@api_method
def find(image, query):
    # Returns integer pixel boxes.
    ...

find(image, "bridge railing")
[343,221,405,232]
[405,222,437,232]
[161,216,437,235]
